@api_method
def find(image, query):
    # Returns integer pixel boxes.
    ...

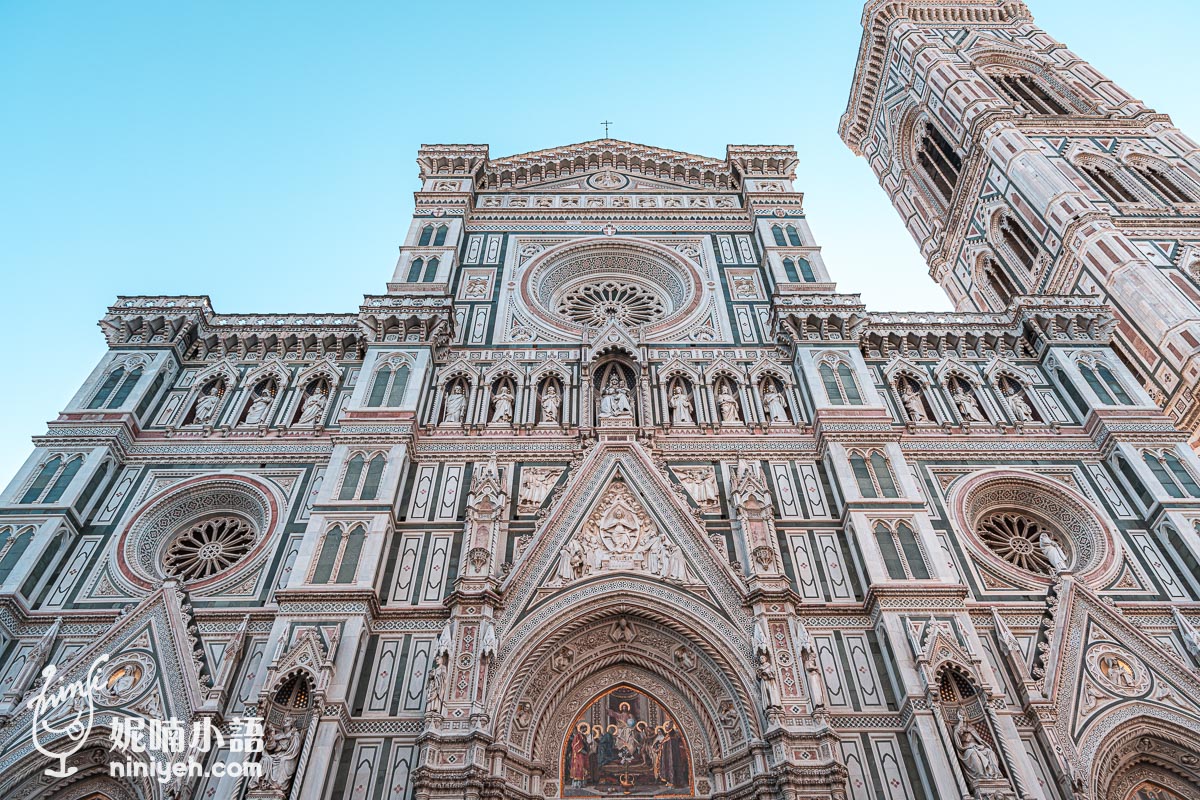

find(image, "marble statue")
[244,393,271,426]
[674,466,719,510]
[756,653,781,708]
[953,717,1000,782]
[669,385,694,425]
[951,385,987,423]
[763,384,789,424]
[256,717,303,790]
[899,382,927,422]
[716,384,741,423]
[491,385,514,423]
[1006,385,1034,422]
[540,384,561,424]
[443,385,467,424]
[598,375,633,419]
[425,654,448,715]
[192,387,220,424]
[1038,532,1069,573]
[296,388,328,426]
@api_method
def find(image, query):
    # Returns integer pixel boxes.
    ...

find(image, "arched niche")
[1090,716,1200,800]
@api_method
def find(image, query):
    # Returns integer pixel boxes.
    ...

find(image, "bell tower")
[841,0,1200,447]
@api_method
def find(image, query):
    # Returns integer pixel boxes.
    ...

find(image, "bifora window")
[163,515,256,582]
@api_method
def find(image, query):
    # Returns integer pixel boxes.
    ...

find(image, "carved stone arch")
[658,356,700,382]
[490,589,760,763]
[482,357,523,384]
[1124,151,1200,200]
[242,358,291,392]
[883,355,930,387]
[969,46,1096,113]
[530,358,572,384]
[0,733,154,800]
[984,357,1035,388]
[949,468,1121,589]
[1087,712,1200,800]
[935,355,982,387]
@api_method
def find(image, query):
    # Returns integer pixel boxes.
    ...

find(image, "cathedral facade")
[1,4,1200,800]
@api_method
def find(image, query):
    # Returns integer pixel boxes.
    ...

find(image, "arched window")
[422,256,439,282]
[796,258,815,282]
[850,451,900,498]
[406,257,425,283]
[338,453,386,501]
[1135,164,1196,204]
[311,523,367,584]
[0,527,33,584]
[772,226,786,246]
[818,361,864,406]
[19,455,84,505]
[916,123,962,204]
[785,225,802,246]
[1144,451,1200,499]
[108,366,143,408]
[1080,362,1133,405]
[418,225,434,246]
[991,73,1069,115]
[782,258,799,282]
[983,261,1018,306]
[1115,455,1153,509]
[997,215,1040,272]
[88,368,125,408]
[433,225,448,246]
[873,521,930,580]
[366,363,410,407]
[1081,163,1140,204]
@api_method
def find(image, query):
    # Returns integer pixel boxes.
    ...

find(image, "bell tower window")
[915,123,962,205]
[1081,164,1140,204]
[992,73,1070,115]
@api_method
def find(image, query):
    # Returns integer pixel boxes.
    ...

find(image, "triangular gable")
[497,441,747,632]
[0,582,209,767]
[1040,578,1200,753]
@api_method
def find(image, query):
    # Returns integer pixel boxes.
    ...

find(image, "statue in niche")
[756,652,781,709]
[192,386,221,425]
[669,385,694,425]
[296,386,328,426]
[599,505,641,553]
[762,382,789,424]
[950,381,987,423]
[1003,381,1034,422]
[1038,531,1069,573]
[716,383,741,423]
[425,653,448,715]
[243,388,272,424]
[609,617,637,643]
[443,384,467,424]
[598,375,634,419]
[952,716,1001,783]
[898,379,927,423]
[664,539,687,582]
[540,383,561,424]
[491,384,514,424]
[255,717,303,790]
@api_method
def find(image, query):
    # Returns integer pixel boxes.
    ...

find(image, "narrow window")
[108,366,143,408]
[367,367,391,407]
[1000,216,1039,271]
[88,368,125,409]
[896,522,930,579]
[312,526,343,583]
[418,225,433,246]
[986,263,1018,306]
[339,455,366,501]
[786,225,802,246]
[1096,364,1133,405]
[917,124,962,204]
[335,525,366,583]
[433,225,448,246]
[20,457,62,504]
[819,363,844,405]
[1117,456,1153,508]
[42,457,83,504]
[1144,453,1185,499]
[782,258,799,282]
[422,257,439,282]
[386,365,409,406]
[994,74,1069,115]
[870,452,899,498]
[1080,365,1116,405]
[1139,166,1194,204]
[772,226,786,247]
[1163,452,1200,498]
[0,529,32,583]
[851,454,877,498]
[359,456,386,501]
[1082,164,1139,204]
[874,523,906,580]
[406,258,424,283]
[797,258,816,282]
[836,363,863,405]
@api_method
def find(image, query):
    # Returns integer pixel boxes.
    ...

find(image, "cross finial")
[601,120,612,138]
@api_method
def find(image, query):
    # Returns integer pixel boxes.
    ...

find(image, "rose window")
[976,512,1058,575]
[164,515,256,582]
[555,281,667,327]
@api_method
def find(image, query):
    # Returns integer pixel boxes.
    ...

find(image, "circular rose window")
[556,280,667,327]
[164,515,256,581]
[976,512,1063,575]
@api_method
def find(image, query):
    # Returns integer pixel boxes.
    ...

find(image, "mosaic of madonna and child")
[561,685,692,797]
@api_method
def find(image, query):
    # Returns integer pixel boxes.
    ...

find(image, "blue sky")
[1,1,1197,480]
